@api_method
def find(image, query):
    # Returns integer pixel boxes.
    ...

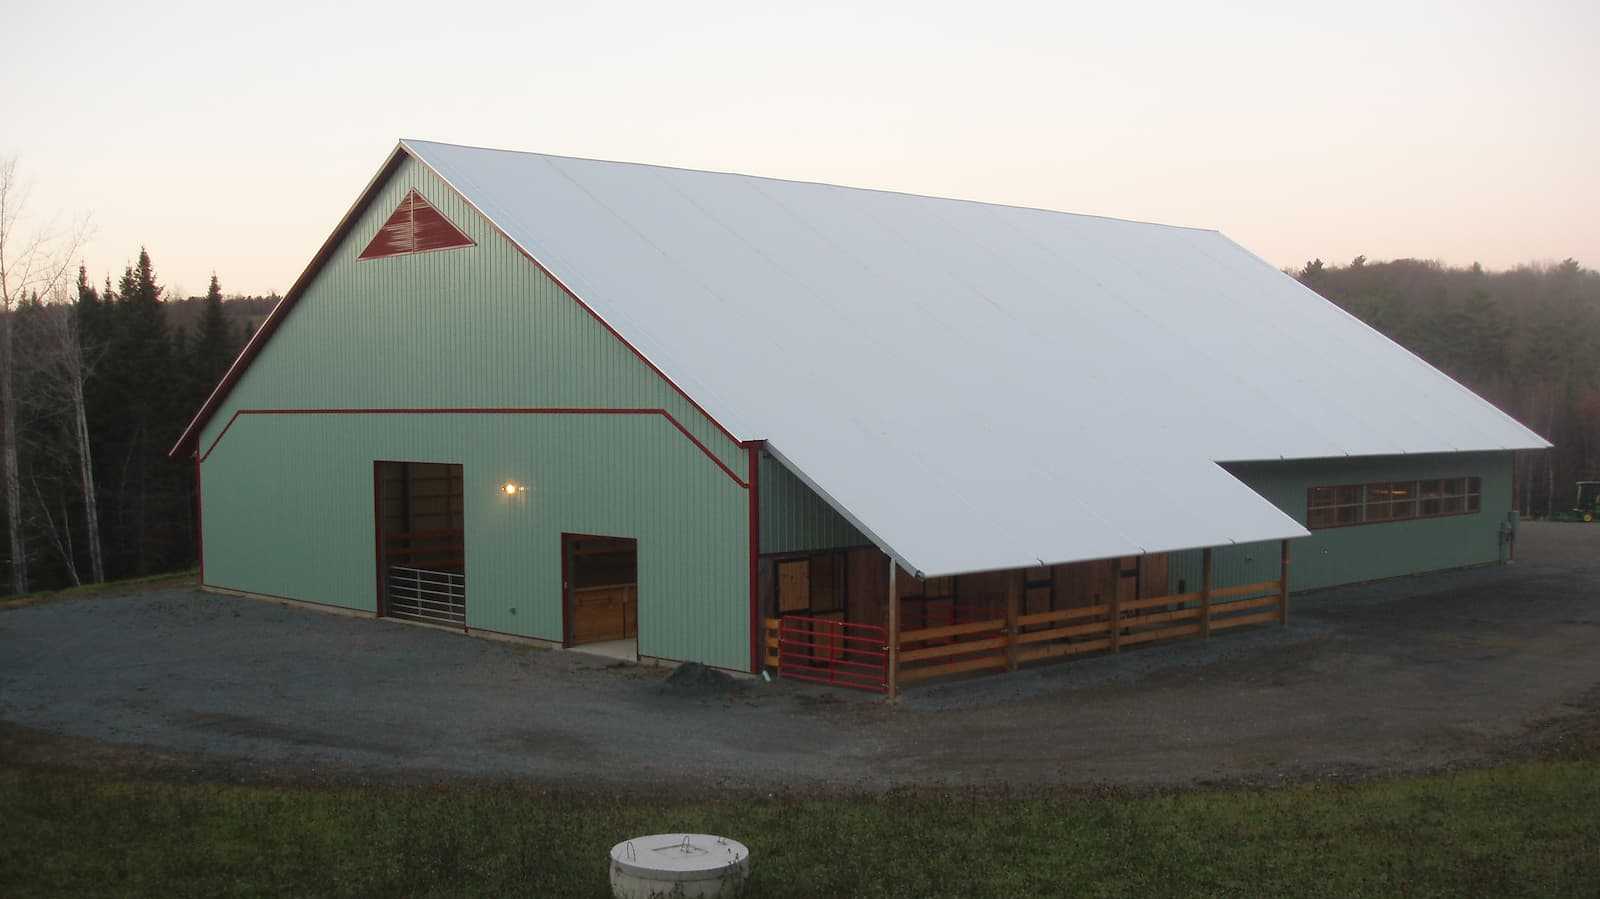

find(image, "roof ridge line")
[398,138,1220,235]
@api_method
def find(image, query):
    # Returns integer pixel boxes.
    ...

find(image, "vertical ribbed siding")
[197,156,753,670]
[1166,541,1282,595]
[758,452,869,554]
[1169,451,1515,594]
[202,155,741,475]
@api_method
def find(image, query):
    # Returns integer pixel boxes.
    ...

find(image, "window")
[1307,485,1363,528]
[1306,476,1481,529]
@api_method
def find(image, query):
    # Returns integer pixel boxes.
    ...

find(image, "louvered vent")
[358,189,475,260]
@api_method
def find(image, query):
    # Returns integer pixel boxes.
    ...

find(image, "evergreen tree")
[96,248,182,575]
[75,266,108,364]
[192,272,237,403]
[1304,256,1600,515]
[75,265,97,305]
[171,326,192,407]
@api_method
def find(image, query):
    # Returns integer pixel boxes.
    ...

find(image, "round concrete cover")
[609,833,750,882]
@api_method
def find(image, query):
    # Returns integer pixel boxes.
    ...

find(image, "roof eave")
[761,443,929,580]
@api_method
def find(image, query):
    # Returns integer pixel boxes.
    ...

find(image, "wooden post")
[1200,547,1213,638]
[1109,583,1121,652]
[1004,569,1021,671]
[1278,539,1291,626]
[886,558,899,700]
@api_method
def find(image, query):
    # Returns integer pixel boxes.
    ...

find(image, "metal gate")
[767,615,889,694]
[387,565,466,626]
[376,461,466,628]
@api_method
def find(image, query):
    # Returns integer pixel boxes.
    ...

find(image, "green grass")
[0,569,198,610]
[3,762,1596,898]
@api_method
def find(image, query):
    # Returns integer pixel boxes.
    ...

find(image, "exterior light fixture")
[502,481,522,496]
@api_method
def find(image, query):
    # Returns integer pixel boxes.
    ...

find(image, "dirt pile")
[657,662,743,697]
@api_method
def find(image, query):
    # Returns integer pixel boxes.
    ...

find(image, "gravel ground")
[2,522,1596,790]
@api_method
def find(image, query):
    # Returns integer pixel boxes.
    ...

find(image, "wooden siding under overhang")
[758,451,869,555]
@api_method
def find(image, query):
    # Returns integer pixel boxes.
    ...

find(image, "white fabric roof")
[403,139,1549,577]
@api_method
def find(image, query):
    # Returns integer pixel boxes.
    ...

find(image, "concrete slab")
[567,637,637,662]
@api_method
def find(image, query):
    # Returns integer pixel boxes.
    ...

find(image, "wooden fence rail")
[894,542,1291,688]
[762,541,1294,697]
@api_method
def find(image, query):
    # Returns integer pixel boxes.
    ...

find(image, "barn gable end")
[194,151,754,669]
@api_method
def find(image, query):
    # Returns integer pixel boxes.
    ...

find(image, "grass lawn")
[0,570,198,611]
[2,761,1597,898]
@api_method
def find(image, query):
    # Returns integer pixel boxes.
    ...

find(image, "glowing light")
[502,482,521,496]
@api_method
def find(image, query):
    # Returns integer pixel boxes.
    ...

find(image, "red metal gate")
[770,615,889,694]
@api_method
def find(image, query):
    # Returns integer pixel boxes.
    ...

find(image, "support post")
[1109,571,1122,653]
[1005,569,1021,672]
[886,558,899,700]
[746,443,761,674]
[1200,547,1213,638]
[1278,539,1291,626]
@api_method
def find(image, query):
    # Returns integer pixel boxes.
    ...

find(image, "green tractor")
[1551,481,1600,523]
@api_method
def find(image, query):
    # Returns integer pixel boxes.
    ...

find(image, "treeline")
[5,249,271,594]
[1297,256,1600,516]
[1,245,1590,594]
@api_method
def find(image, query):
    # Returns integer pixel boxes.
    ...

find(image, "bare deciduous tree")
[0,157,87,593]
[25,291,105,583]
[31,476,79,586]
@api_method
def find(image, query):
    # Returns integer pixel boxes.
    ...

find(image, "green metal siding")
[197,155,752,670]
[758,452,869,554]
[1168,451,1515,594]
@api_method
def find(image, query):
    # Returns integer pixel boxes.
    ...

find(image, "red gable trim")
[357,189,474,260]
[169,143,746,461]
[406,143,746,451]
[168,147,407,458]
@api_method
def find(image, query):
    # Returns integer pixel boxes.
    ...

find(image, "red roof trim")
[168,147,409,458]
[169,143,746,460]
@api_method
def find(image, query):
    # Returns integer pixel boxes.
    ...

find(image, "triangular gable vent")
[357,189,475,260]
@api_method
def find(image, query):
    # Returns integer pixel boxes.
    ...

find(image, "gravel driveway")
[3,522,1597,790]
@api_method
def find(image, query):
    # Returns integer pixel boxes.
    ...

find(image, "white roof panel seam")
[757,176,1151,555]
[870,196,1243,552]
[932,198,1355,462]
[1194,233,1542,454]
[536,156,754,437]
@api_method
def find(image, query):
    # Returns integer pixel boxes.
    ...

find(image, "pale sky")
[4,0,1596,298]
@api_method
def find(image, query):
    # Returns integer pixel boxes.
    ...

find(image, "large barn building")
[171,139,1547,692]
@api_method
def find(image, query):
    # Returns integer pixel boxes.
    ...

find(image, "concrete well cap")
[609,833,750,882]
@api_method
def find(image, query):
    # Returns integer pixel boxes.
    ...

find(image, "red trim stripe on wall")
[198,407,749,489]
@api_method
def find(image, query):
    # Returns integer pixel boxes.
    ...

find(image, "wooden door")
[778,560,810,613]
[1138,553,1170,599]
[562,533,638,646]
[1116,556,1140,604]
[571,584,637,643]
